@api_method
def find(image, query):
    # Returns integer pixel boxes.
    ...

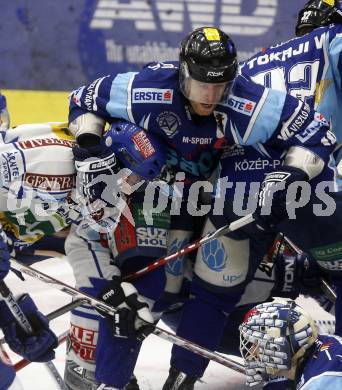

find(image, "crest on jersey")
[201,239,227,271]
[156,111,181,138]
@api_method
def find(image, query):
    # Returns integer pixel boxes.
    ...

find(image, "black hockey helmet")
[296,0,342,36]
[179,27,238,104]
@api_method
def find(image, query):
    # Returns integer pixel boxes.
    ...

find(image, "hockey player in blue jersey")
[239,298,342,389]
[64,25,338,390]
[159,17,342,388]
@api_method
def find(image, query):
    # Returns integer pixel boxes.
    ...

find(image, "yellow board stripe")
[2,89,69,126]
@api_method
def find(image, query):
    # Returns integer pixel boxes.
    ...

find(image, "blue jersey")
[69,62,335,186]
[265,334,342,390]
[297,334,342,389]
[241,24,342,159]
[220,25,342,197]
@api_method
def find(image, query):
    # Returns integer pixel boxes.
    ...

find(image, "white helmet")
[239,298,318,386]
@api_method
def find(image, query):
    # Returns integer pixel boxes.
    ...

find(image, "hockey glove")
[254,166,308,231]
[272,250,321,299]
[73,143,121,207]
[98,276,154,340]
[0,230,11,280]
[0,294,58,362]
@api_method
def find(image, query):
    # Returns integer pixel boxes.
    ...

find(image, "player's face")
[182,76,230,116]
[189,100,217,116]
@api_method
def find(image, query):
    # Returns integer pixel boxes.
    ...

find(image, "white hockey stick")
[10,259,246,374]
[0,280,68,390]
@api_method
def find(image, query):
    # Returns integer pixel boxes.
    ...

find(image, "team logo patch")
[157,111,181,137]
[132,88,173,104]
[227,95,256,116]
[132,130,155,158]
[202,239,227,272]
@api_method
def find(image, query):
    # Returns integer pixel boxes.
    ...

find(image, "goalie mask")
[296,0,342,37]
[179,27,238,104]
[239,298,318,386]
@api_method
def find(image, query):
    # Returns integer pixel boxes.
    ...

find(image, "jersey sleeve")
[69,73,138,124]
[223,75,336,164]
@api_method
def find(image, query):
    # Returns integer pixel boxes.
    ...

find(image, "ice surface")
[4,257,334,390]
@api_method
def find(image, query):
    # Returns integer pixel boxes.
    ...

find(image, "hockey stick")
[280,234,337,303]
[10,259,246,374]
[123,213,255,281]
[0,280,68,390]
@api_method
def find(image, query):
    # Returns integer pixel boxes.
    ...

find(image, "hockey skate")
[64,360,140,390]
[162,367,196,390]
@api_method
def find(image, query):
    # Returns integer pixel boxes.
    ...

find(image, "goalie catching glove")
[97,276,154,340]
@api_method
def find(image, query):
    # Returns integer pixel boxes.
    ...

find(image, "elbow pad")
[284,146,324,180]
[69,113,105,140]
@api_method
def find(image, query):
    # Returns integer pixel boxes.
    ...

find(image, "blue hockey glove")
[0,230,11,280]
[97,276,154,340]
[254,166,308,230]
[0,294,58,362]
[73,143,121,207]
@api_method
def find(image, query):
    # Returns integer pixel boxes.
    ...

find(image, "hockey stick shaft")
[124,213,255,281]
[0,280,33,333]
[10,259,245,373]
[281,234,337,303]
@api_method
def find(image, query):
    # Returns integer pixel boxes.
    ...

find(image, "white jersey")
[0,123,119,251]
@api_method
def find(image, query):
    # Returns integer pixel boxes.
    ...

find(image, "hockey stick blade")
[10,259,245,374]
[124,213,254,281]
